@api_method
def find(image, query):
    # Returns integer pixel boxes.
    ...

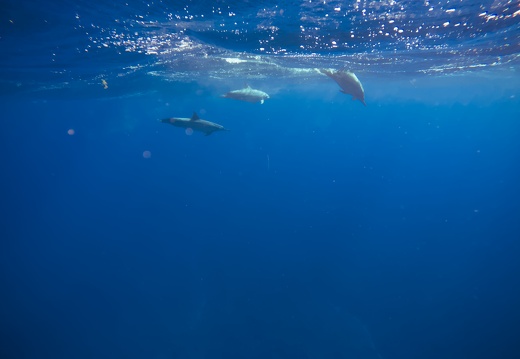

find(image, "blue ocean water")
[1,1,520,359]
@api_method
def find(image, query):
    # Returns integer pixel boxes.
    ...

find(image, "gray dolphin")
[160,112,229,136]
[221,85,270,104]
[320,69,366,106]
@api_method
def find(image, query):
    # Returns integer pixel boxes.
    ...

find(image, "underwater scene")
[1,1,520,359]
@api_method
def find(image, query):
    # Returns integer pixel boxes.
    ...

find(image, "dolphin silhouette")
[320,69,366,106]
[160,112,229,136]
[221,85,270,104]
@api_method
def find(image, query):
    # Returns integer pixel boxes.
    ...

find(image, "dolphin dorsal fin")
[191,112,200,121]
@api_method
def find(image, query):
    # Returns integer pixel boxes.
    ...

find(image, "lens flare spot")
[185,128,194,136]
[67,129,75,135]
[143,150,151,159]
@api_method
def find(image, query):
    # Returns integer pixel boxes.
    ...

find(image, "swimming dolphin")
[160,112,229,136]
[320,69,366,106]
[221,85,270,104]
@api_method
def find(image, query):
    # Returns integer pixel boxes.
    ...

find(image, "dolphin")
[221,85,270,104]
[320,69,366,106]
[160,112,229,136]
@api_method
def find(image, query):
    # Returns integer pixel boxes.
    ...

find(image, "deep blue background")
[1,87,519,359]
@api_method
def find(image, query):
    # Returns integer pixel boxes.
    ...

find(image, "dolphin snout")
[160,118,176,124]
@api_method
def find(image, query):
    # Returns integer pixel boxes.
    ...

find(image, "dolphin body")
[160,112,228,136]
[320,69,366,106]
[221,85,270,104]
